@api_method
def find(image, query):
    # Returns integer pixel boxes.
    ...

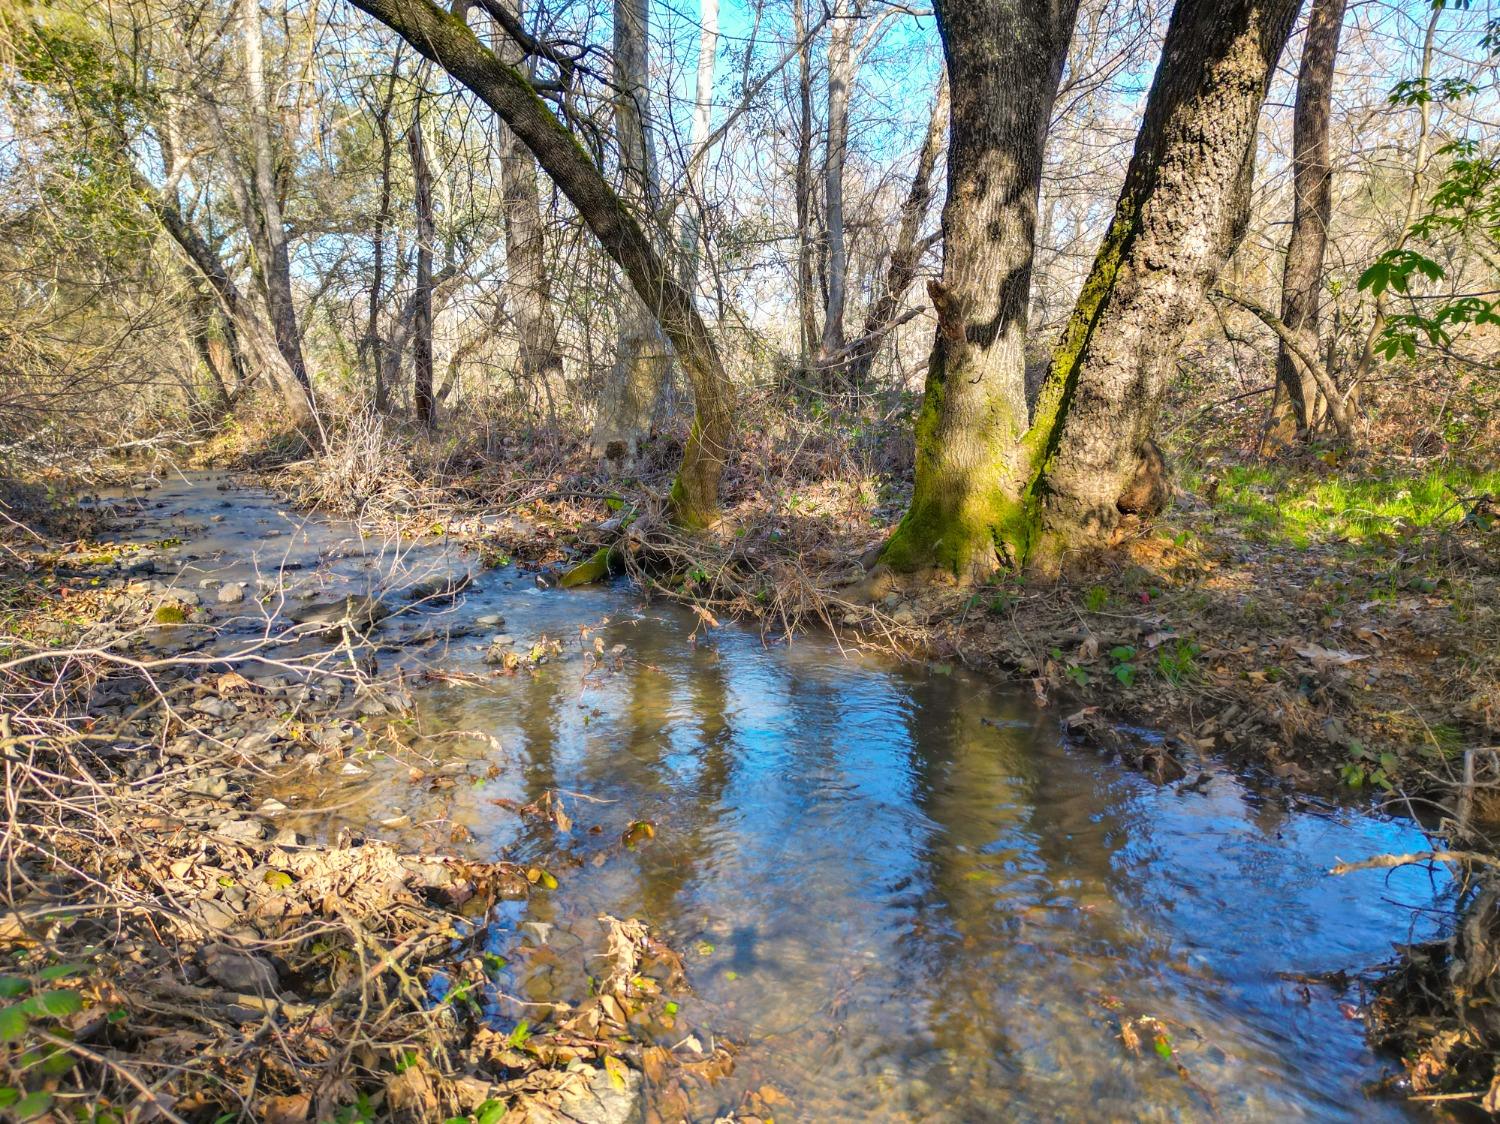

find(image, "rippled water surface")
[104,472,1447,1121]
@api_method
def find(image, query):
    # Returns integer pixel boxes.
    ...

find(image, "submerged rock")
[559,1065,643,1124]
[404,570,473,603]
[217,582,246,604]
[289,594,390,635]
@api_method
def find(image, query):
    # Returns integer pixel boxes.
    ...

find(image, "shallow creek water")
[101,471,1447,1121]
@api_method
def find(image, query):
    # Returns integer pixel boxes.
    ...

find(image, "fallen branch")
[1330,850,1500,876]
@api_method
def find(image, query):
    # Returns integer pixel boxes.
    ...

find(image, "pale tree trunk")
[488,0,565,410]
[1025,0,1303,566]
[792,0,819,370]
[408,97,436,427]
[844,80,947,387]
[366,59,400,412]
[816,1,854,372]
[349,0,735,527]
[677,0,718,294]
[1264,0,1347,449]
[877,0,1081,580]
[239,0,318,428]
[592,0,671,466]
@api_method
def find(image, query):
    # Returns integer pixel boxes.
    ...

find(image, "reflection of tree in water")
[895,667,1156,1116]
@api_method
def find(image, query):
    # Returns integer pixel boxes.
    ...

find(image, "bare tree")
[817,1,855,371]
[591,0,672,466]
[347,0,735,527]
[408,94,436,427]
[844,80,947,387]
[1264,0,1348,449]
[490,0,565,408]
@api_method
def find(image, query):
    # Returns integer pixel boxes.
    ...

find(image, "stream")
[97,471,1449,1122]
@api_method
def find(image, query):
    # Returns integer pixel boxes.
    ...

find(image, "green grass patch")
[1191,463,1500,548]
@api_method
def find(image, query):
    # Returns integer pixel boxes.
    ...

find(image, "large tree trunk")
[408,100,436,427]
[1264,0,1347,449]
[489,0,565,411]
[844,80,947,387]
[876,0,1081,580]
[816,2,854,372]
[348,0,734,528]
[1023,0,1303,567]
[591,0,671,466]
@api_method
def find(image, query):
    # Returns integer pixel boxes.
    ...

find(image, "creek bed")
[99,472,1447,1121]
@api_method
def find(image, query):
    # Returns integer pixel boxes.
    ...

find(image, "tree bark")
[591,0,671,466]
[817,2,854,371]
[1265,0,1346,449]
[844,80,947,387]
[1023,0,1303,568]
[366,59,401,413]
[792,0,820,371]
[408,98,436,427]
[877,0,1081,580]
[487,0,565,410]
[239,0,316,411]
[347,0,734,527]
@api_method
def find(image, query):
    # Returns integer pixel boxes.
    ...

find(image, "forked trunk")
[1265,0,1346,450]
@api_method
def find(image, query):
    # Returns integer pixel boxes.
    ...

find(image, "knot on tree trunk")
[1117,438,1171,516]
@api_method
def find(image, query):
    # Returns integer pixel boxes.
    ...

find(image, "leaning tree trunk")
[844,80,946,387]
[876,0,1082,580]
[347,0,734,528]
[409,100,437,427]
[591,0,671,466]
[1022,0,1304,568]
[489,0,565,410]
[1264,0,1347,450]
[146,185,319,439]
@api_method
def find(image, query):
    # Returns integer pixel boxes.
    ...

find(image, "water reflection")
[103,476,1444,1122]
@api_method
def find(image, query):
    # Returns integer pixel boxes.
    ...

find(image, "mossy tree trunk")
[349,0,734,528]
[1020,0,1304,569]
[877,0,1081,581]
[1265,0,1347,450]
